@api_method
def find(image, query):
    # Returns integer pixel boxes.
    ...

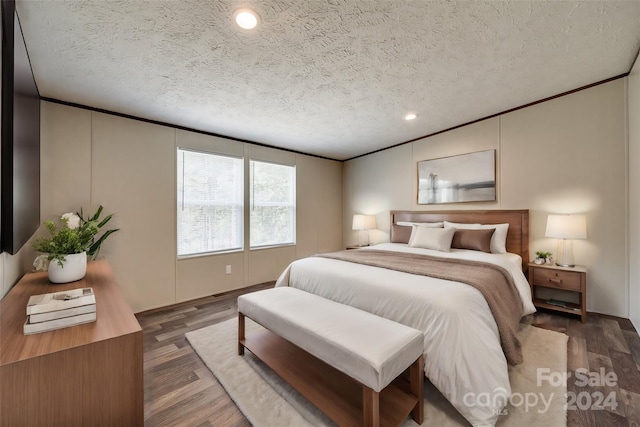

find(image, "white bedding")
[275,242,536,427]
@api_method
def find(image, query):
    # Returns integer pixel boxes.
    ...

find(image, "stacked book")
[24,287,96,335]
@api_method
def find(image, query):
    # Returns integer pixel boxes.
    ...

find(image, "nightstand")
[346,245,369,250]
[528,263,587,323]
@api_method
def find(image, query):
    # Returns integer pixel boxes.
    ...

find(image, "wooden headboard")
[390,210,530,271]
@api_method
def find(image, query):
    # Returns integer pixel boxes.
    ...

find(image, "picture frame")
[417,149,496,204]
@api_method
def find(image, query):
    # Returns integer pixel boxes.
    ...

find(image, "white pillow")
[397,221,443,228]
[408,226,456,252]
[481,223,509,254]
[443,221,482,229]
[444,221,509,253]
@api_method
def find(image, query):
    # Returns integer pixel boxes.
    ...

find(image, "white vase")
[48,252,87,284]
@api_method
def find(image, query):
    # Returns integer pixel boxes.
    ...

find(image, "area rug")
[186,318,567,427]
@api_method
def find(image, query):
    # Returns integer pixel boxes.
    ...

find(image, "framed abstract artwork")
[417,149,496,204]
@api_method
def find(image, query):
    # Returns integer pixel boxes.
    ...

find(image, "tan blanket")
[317,249,524,365]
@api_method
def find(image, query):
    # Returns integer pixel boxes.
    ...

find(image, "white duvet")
[275,243,536,427]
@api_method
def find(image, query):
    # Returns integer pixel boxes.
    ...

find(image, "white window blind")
[177,149,243,256]
[250,160,296,248]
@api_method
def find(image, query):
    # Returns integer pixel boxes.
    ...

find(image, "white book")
[23,311,97,335]
[28,303,96,323]
[26,287,95,315]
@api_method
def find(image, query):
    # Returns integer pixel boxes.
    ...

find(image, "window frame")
[176,147,244,258]
[249,159,296,250]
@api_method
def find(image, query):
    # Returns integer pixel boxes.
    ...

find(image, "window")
[250,160,296,248]
[177,149,243,256]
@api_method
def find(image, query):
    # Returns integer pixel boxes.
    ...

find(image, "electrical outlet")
[225,265,231,275]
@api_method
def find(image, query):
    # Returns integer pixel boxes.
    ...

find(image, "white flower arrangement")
[61,212,81,229]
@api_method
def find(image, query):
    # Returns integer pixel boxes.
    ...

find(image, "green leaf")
[90,205,104,222]
[87,229,119,259]
[97,213,114,229]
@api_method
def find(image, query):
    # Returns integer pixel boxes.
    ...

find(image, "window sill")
[249,243,296,252]
[177,248,243,260]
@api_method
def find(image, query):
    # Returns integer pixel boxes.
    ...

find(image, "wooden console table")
[0,260,143,426]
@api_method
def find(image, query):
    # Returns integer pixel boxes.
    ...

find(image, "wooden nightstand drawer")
[528,263,587,323]
[531,267,581,291]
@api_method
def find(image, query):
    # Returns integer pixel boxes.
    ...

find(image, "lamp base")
[555,239,575,268]
[555,262,576,268]
[358,230,370,247]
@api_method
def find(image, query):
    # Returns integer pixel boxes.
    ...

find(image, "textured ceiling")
[16,0,640,160]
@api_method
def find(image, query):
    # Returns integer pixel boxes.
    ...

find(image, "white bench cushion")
[238,287,424,392]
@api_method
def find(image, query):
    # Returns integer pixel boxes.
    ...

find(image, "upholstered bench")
[237,287,424,427]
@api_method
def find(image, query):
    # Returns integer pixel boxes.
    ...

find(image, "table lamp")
[545,214,587,267]
[352,214,376,247]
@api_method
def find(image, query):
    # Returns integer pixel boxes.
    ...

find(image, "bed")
[275,209,535,426]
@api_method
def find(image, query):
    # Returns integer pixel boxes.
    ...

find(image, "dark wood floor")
[137,285,640,427]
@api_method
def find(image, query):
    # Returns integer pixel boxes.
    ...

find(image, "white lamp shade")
[545,214,587,240]
[352,214,377,230]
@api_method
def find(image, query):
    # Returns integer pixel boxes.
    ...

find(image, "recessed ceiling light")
[234,8,260,30]
[404,113,418,121]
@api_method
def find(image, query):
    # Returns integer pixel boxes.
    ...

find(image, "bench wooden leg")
[363,386,380,427]
[238,312,245,356]
[410,356,424,424]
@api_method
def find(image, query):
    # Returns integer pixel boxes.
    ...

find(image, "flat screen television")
[1,1,41,254]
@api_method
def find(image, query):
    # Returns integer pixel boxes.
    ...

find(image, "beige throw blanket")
[317,249,524,365]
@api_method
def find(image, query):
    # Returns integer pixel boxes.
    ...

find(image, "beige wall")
[629,55,640,331]
[344,79,628,318]
[92,113,177,311]
[39,102,343,312]
[342,143,414,244]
